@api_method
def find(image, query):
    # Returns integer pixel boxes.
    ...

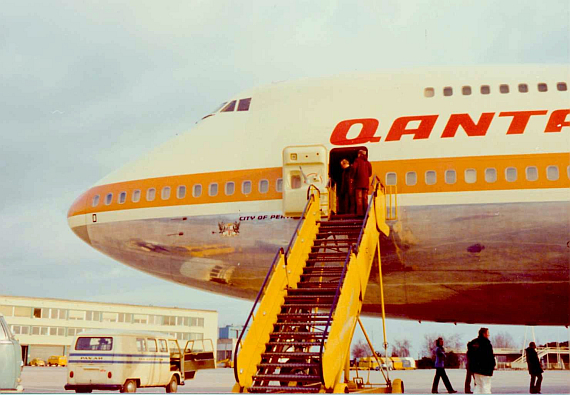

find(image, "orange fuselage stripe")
[68,153,570,218]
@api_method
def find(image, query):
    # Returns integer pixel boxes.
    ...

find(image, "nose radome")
[67,189,91,245]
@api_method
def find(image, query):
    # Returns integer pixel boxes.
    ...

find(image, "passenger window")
[92,195,100,207]
[538,83,548,92]
[147,188,156,201]
[462,86,471,95]
[547,166,559,181]
[159,339,168,352]
[465,169,477,184]
[132,190,141,202]
[425,171,437,185]
[518,83,528,93]
[118,192,126,204]
[177,185,186,199]
[526,166,538,181]
[136,338,147,352]
[557,82,567,91]
[505,167,517,182]
[242,181,252,194]
[237,98,251,111]
[443,87,453,96]
[147,338,157,352]
[225,182,235,196]
[445,170,456,184]
[499,84,509,94]
[105,193,113,205]
[567,165,570,179]
[209,183,218,196]
[485,168,497,183]
[481,85,490,94]
[276,178,283,192]
[424,87,434,97]
[385,172,397,186]
[291,175,302,189]
[193,184,202,198]
[405,172,417,186]
[161,187,171,200]
[221,100,236,112]
[259,179,269,193]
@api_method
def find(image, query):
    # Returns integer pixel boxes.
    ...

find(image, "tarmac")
[18,366,570,394]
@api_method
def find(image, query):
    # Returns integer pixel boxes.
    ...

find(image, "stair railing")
[233,185,321,388]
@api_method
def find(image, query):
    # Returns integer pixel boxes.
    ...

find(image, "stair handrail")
[318,177,382,383]
[355,176,382,254]
[233,187,320,383]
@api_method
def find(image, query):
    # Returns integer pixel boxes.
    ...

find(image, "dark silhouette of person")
[469,328,495,394]
[465,339,475,393]
[431,337,457,394]
[352,150,372,216]
[337,159,354,214]
[526,342,543,394]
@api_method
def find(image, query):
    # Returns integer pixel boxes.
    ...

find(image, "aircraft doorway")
[329,146,367,215]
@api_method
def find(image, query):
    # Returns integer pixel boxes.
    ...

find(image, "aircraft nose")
[67,189,91,245]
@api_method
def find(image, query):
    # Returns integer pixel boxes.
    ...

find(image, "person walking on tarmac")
[352,149,372,216]
[465,339,475,393]
[526,342,543,394]
[469,328,496,394]
[338,159,354,214]
[431,338,457,394]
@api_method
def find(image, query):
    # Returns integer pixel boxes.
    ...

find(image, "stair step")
[269,332,327,338]
[296,283,338,289]
[300,273,342,279]
[274,321,329,327]
[306,258,346,263]
[253,374,321,382]
[262,352,320,358]
[284,295,335,302]
[249,385,320,393]
[287,288,336,295]
[258,362,320,369]
[312,239,357,245]
[318,219,362,225]
[303,266,344,272]
[280,304,332,309]
[309,252,348,258]
[277,313,330,318]
[266,341,322,347]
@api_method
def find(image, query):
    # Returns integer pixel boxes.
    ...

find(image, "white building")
[0,295,218,364]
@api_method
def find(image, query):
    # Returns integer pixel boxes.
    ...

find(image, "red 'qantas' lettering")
[329,109,570,145]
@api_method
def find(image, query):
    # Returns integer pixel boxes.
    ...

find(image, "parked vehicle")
[65,330,215,393]
[29,358,46,367]
[0,313,23,391]
[48,355,67,367]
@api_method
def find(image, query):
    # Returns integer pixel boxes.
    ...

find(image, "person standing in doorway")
[470,328,496,394]
[352,149,372,216]
[526,342,543,394]
[431,338,457,394]
[337,159,354,214]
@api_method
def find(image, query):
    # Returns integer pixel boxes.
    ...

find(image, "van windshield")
[76,337,113,351]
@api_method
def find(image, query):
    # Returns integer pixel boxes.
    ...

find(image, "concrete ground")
[18,366,570,394]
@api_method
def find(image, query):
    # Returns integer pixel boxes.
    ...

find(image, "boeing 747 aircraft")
[68,65,570,326]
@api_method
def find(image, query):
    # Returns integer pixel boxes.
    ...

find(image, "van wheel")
[122,380,137,393]
[166,376,178,393]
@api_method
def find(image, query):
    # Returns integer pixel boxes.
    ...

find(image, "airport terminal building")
[0,295,218,364]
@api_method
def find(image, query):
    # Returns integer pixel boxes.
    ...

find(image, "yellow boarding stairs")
[233,178,398,393]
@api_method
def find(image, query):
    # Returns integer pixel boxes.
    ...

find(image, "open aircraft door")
[282,145,328,217]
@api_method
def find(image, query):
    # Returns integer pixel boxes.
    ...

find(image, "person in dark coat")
[465,340,475,393]
[352,150,372,216]
[469,328,495,394]
[526,342,543,393]
[337,159,354,214]
[431,337,457,394]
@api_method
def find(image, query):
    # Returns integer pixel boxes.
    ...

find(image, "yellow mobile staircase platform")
[233,178,397,393]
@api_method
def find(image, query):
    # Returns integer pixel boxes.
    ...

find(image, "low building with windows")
[0,295,217,364]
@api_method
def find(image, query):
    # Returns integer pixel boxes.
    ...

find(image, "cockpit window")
[237,98,251,111]
[221,101,236,112]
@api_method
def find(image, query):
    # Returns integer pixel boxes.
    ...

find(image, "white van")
[64,330,215,393]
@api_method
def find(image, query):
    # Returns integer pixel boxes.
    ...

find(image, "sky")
[1,0,569,359]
